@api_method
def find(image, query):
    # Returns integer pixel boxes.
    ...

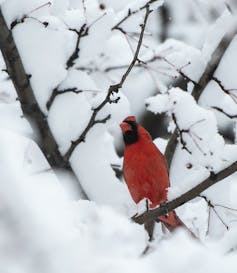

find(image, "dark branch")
[63,6,152,161]
[212,106,237,119]
[171,114,207,156]
[200,195,229,231]
[64,112,111,161]
[171,113,192,154]
[112,0,159,30]
[10,2,51,30]
[212,77,237,103]
[77,55,162,74]
[111,163,123,179]
[133,160,237,225]
[11,16,49,30]
[163,58,198,86]
[66,24,89,69]
[47,87,82,110]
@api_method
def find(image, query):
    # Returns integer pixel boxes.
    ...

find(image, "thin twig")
[66,24,89,69]
[211,106,237,119]
[206,205,211,236]
[212,77,237,104]
[215,204,237,211]
[200,195,229,231]
[77,55,162,74]
[112,0,160,30]
[163,58,198,86]
[171,113,206,155]
[212,206,229,230]
[10,2,51,29]
[47,88,83,110]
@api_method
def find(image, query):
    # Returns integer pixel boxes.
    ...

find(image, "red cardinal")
[120,116,183,231]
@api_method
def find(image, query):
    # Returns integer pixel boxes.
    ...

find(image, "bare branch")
[46,87,102,110]
[200,195,229,232]
[206,205,211,236]
[163,58,198,86]
[77,55,163,74]
[10,2,51,29]
[66,24,89,69]
[171,113,192,154]
[63,6,152,161]
[171,113,207,156]
[11,16,49,30]
[212,106,237,119]
[212,77,237,104]
[215,204,237,212]
[46,87,83,110]
[112,0,160,31]
[133,160,237,225]
[212,206,229,230]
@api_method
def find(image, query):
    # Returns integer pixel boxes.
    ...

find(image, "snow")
[63,9,85,29]
[1,130,237,273]
[202,10,236,62]
[70,124,131,210]
[1,0,51,26]
[12,19,68,112]
[1,0,237,272]
[78,9,114,62]
[48,91,92,154]
[162,39,207,83]
[214,35,237,90]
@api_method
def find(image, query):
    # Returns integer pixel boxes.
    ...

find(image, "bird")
[120,116,184,232]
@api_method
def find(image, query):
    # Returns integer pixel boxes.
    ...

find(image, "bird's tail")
[158,210,197,238]
[158,210,184,232]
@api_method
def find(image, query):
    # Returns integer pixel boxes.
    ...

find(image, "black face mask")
[123,120,138,145]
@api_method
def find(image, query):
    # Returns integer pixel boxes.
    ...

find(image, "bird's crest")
[123,116,136,123]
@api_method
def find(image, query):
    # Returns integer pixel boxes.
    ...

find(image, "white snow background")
[0,0,237,272]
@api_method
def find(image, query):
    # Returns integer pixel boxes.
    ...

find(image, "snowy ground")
[0,0,237,272]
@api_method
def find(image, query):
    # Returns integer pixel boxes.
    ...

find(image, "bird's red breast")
[120,116,169,208]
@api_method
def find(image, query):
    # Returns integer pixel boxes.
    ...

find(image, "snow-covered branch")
[133,160,237,225]
[63,5,152,161]
[0,8,88,198]
[1,1,237,271]
[165,28,237,169]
